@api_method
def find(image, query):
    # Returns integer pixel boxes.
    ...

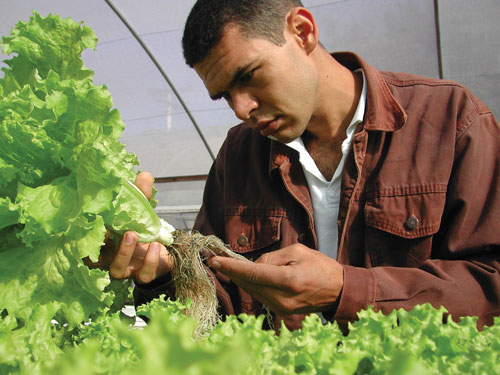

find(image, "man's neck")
[306,51,363,143]
[302,55,363,180]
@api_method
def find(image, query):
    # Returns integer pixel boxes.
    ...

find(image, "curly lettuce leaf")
[0,303,64,375]
[0,11,140,334]
[0,197,18,230]
[1,11,96,94]
[44,297,253,375]
[0,220,111,325]
[39,301,500,375]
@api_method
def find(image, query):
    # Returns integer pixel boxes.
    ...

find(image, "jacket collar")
[333,52,407,132]
[269,140,295,176]
[269,52,407,175]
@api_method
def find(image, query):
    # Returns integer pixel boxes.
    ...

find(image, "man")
[112,0,500,330]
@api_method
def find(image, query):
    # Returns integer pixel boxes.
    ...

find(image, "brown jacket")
[135,52,500,330]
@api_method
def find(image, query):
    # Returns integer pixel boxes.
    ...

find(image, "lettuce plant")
[0,11,157,332]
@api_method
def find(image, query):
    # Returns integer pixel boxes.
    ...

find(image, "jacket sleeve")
[334,109,500,328]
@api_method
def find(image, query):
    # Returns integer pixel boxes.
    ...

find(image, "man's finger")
[135,171,154,200]
[208,256,287,287]
[109,231,137,279]
[256,249,297,266]
[135,242,161,284]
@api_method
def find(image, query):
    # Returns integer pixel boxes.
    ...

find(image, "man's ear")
[286,7,319,54]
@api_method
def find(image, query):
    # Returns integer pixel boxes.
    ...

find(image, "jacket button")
[406,215,419,230]
[237,234,249,247]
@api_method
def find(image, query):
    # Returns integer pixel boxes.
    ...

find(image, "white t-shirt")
[285,70,366,259]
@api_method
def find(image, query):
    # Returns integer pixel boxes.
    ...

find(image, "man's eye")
[240,70,254,83]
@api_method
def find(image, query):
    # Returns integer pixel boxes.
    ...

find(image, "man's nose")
[231,91,258,121]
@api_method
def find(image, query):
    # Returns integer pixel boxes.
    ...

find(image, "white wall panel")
[141,30,227,112]
[121,113,213,177]
[439,0,500,118]
[191,108,240,154]
[112,0,196,34]
[308,0,440,77]
[83,38,186,121]
[304,0,345,6]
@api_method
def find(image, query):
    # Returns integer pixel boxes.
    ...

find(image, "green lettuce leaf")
[0,11,140,335]
[0,303,63,375]
[44,297,253,375]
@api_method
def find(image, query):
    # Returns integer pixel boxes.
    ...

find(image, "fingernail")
[125,232,134,245]
[210,260,221,270]
[150,242,160,253]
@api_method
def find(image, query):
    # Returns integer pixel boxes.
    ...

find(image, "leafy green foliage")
[0,9,149,343]
[0,12,176,355]
[1,11,499,375]
[36,299,500,375]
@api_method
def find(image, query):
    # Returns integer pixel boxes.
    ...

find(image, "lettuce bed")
[0,12,499,375]
[7,296,500,375]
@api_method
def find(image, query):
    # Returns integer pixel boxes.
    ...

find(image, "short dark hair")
[182,0,304,67]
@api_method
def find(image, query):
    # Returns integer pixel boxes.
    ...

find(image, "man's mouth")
[255,116,281,136]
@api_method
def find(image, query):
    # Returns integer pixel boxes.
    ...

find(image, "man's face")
[194,24,319,143]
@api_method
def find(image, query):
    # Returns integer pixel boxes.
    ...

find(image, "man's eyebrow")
[210,63,253,100]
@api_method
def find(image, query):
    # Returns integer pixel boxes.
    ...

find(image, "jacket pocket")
[222,207,284,316]
[224,207,283,255]
[364,186,446,266]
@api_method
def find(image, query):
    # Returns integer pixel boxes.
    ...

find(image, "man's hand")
[107,230,174,284]
[207,243,344,315]
[84,171,174,284]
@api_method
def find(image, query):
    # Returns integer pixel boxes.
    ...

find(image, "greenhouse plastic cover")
[1,0,499,230]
